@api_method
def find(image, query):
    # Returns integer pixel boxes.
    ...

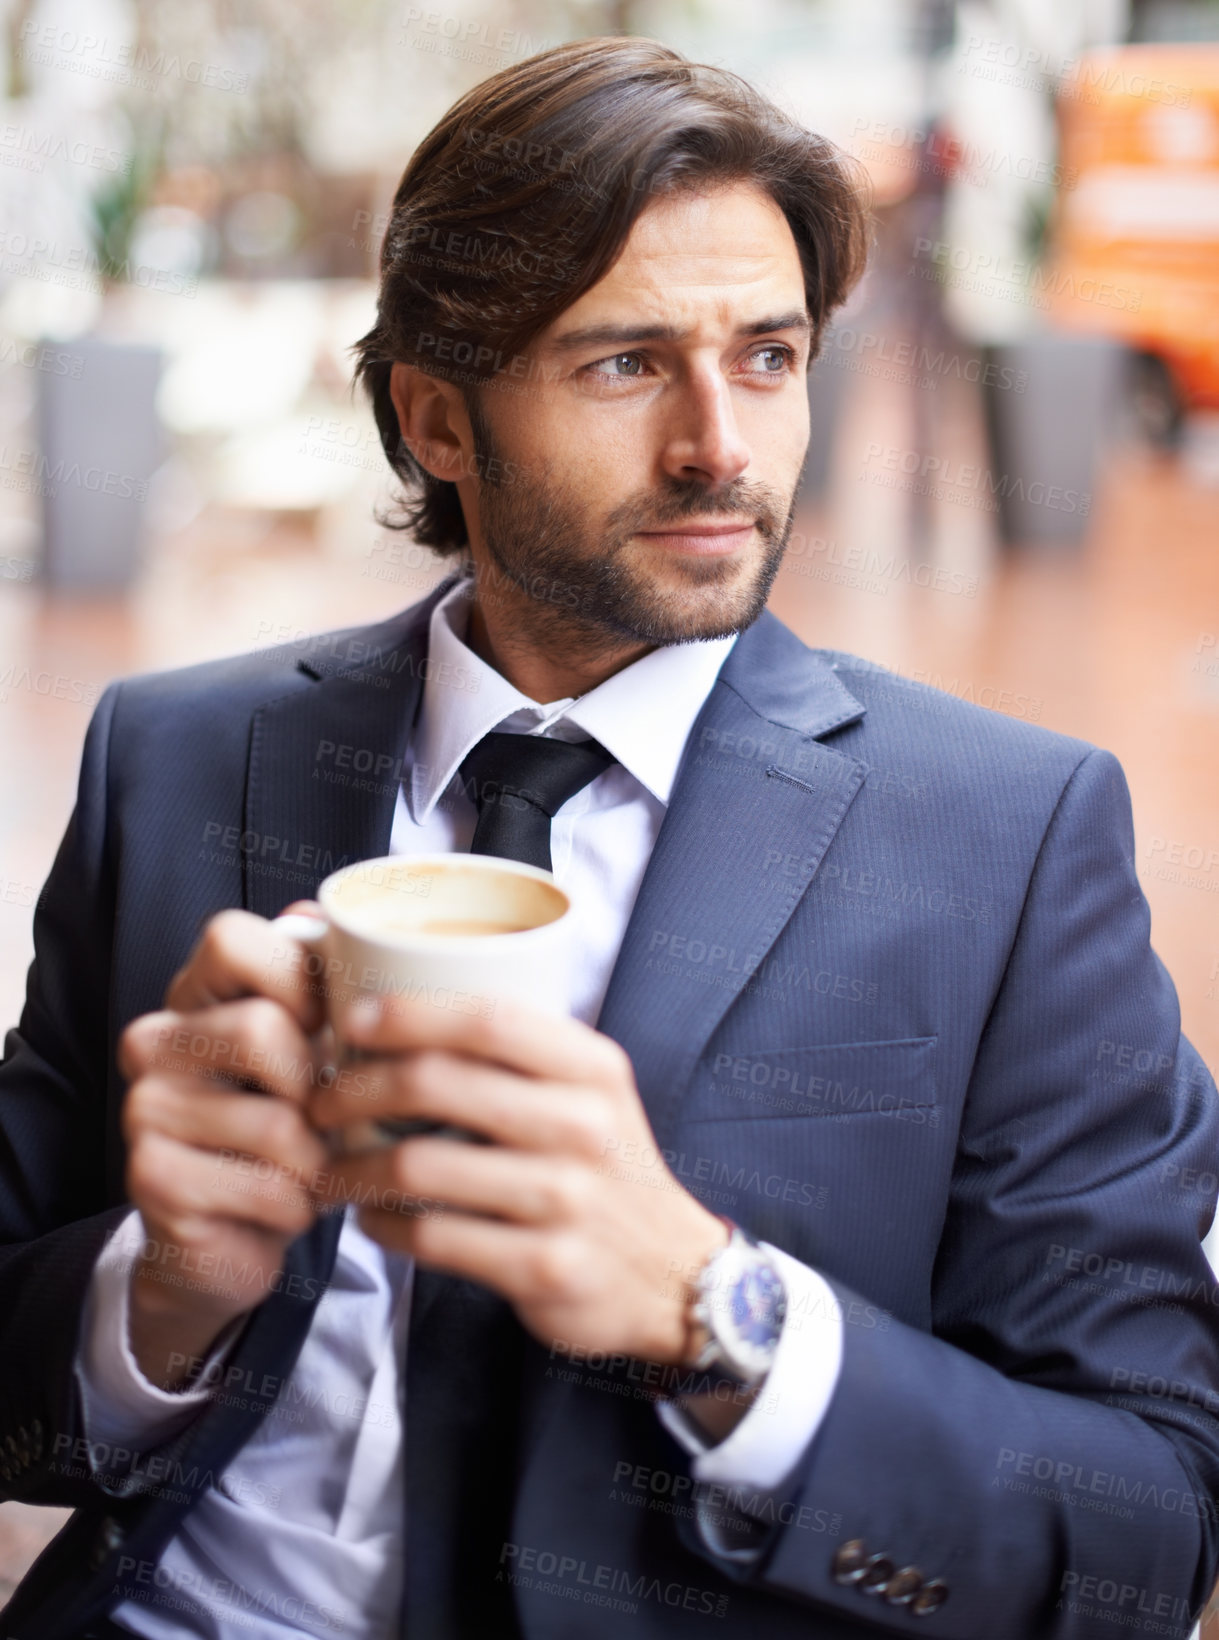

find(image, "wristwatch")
[686,1220,787,1386]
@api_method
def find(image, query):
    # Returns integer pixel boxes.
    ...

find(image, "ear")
[388,362,473,483]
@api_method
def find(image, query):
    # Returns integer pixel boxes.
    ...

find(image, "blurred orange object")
[1046,45,1219,416]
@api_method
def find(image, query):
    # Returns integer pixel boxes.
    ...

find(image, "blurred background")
[1,0,1218,1617]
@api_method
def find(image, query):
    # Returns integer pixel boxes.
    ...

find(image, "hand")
[308,991,728,1368]
[117,904,333,1388]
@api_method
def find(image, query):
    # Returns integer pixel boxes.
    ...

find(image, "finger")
[164,908,327,1031]
[122,1071,330,1181]
[128,1130,318,1240]
[119,998,325,1104]
[309,1050,614,1159]
[356,1200,552,1298]
[339,992,631,1091]
[273,899,329,945]
[325,1137,590,1226]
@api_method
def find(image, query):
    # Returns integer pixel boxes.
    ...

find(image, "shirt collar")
[409,577,737,821]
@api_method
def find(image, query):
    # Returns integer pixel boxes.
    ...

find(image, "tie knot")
[458,731,615,871]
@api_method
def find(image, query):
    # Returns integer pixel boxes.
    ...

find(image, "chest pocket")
[680,1035,938,1124]
[670,1037,943,1304]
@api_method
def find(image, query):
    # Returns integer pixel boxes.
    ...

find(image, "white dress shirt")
[76,578,843,1637]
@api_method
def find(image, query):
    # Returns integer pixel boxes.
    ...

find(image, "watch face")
[697,1245,787,1381]
[729,1259,787,1352]
[729,1260,786,1348]
[695,1239,789,1382]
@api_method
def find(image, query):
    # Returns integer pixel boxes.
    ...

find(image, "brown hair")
[352,36,871,554]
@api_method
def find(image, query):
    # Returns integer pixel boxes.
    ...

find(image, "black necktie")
[405,728,614,1635]
[459,731,614,870]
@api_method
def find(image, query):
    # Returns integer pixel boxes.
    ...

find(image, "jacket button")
[88,1516,125,1571]
[884,1565,924,1605]
[831,1540,870,1584]
[860,1554,897,1594]
[911,1578,950,1616]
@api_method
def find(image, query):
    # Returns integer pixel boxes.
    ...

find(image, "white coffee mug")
[273,852,574,1150]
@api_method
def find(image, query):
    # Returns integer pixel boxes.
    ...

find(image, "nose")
[660,367,752,488]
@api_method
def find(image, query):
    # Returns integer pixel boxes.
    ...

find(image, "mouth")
[632,521,756,556]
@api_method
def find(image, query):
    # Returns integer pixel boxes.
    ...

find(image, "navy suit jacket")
[3,579,1219,1639]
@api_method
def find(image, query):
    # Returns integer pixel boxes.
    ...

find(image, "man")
[2,33,1218,1640]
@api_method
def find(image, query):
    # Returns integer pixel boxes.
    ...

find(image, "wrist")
[652,1210,730,1367]
[677,1383,761,1445]
[129,1263,247,1391]
[675,1212,734,1369]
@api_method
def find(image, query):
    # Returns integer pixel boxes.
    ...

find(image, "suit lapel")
[237,583,450,1346]
[597,611,868,1145]
[241,587,448,918]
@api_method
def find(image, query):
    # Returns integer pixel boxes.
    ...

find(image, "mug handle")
[269,909,471,1153]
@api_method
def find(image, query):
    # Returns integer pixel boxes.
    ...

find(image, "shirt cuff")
[75,1207,234,1463]
[656,1244,844,1491]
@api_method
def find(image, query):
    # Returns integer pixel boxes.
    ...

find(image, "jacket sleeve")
[0,681,142,1508]
[677,747,1219,1638]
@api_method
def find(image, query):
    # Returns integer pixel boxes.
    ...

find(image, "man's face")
[463,181,813,645]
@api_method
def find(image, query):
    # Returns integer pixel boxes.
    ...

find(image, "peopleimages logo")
[822,324,1029,392]
[860,442,1091,517]
[0,664,98,706]
[0,441,148,500]
[497,1542,729,1619]
[911,236,1141,313]
[0,232,197,296]
[0,336,84,375]
[850,117,1078,191]
[17,21,249,93]
[784,531,979,597]
[0,120,128,174]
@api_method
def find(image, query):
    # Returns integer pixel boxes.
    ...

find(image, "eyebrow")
[547,309,813,353]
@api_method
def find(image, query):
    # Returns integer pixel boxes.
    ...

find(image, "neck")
[460,557,652,702]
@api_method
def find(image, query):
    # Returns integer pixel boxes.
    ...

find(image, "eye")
[586,352,647,379]
[746,344,796,375]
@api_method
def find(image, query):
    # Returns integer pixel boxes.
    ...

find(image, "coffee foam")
[325,858,567,944]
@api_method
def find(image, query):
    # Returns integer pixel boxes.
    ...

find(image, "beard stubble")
[467,396,799,651]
